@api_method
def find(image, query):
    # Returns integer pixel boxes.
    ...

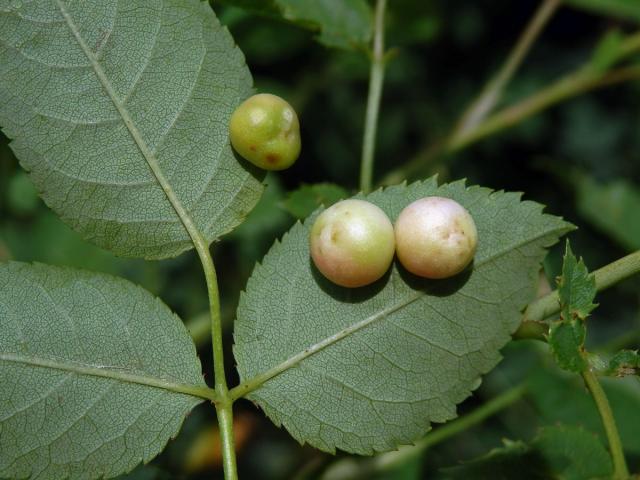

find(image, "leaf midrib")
[230,224,568,400]
[0,352,216,402]
[54,0,208,253]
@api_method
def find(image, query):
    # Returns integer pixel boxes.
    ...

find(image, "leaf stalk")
[454,0,561,137]
[198,247,238,480]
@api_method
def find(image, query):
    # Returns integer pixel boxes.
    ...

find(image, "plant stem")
[454,0,561,136]
[359,0,387,193]
[449,65,640,152]
[322,384,526,480]
[582,370,629,479]
[198,247,238,480]
[380,32,640,186]
[216,398,238,480]
[524,250,640,323]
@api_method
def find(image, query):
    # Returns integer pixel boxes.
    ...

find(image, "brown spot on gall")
[265,153,279,164]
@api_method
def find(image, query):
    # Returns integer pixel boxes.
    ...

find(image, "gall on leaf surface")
[0,0,263,260]
[0,262,206,479]
[234,178,573,455]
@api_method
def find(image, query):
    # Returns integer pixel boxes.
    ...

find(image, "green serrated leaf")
[549,320,588,372]
[0,262,207,479]
[565,0,640,23]
[442,425,613,480]
[220,0,372,50]
[0,0,264,260]
[281,183,348,219]
[234,177,572,454]
[606,349,640,377]
[557,242,597,321]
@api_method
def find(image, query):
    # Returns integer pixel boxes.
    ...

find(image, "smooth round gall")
[229,93,301,171]
[395,196,478,279]
[310,199,395,288]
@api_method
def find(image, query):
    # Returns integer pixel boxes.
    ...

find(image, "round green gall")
[229,93,301,171]
[395,196,478,279]
[310,199,395,288]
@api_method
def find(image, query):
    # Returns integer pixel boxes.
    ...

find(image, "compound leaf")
[0,0,263,260]
[234,178,572,454]
[0,262,207,479]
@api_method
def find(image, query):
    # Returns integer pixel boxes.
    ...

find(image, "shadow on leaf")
[396,259,474,297]
[310,256,391,304]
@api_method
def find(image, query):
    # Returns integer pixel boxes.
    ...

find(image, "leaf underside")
[0,0,263,260]
[234,178,573,455]
[0,262,206,479]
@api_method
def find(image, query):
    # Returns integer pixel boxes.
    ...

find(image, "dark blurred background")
[1,0,639,478]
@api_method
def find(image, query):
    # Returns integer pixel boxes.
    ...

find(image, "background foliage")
[1,0,639,478]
